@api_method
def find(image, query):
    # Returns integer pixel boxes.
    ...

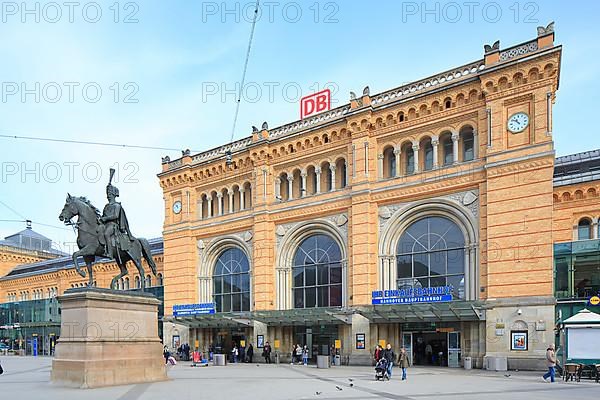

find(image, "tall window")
[443,137,453,165]
[406,147,415,174]
[424,141,433,170]
[157,273,164,286]
[396,216,466,300]
[213,248,250,312]
[578,219,592,240]
[293,234,343,308]
[462,130,474,161]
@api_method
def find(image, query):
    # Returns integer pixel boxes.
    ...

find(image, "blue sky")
[0,0,598,248]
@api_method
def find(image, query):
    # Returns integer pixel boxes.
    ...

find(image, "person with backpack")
[263,341,272,363]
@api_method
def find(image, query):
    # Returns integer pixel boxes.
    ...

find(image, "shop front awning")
[355,301,485,323]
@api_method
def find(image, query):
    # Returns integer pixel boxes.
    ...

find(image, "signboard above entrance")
[173,303,215,316]
[371,286,453,305]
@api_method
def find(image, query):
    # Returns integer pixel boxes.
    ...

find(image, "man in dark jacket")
[383,344,396,378]
[247,344,254,363]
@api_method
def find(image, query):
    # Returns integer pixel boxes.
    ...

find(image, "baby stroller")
[375,358,389,381]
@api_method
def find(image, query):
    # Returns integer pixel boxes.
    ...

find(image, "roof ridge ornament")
[537,21,554,37]
[484,40,500,54]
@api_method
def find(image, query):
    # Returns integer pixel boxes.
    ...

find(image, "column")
[300,170,307,198]
[287,175,294,200]
[216,192,223,215]
[197,197,203,220]
[207,197,213,218]
[394,147,401,177]
[330,165,336,191]
[432,136,439,169]
[412,142,420,173]
[377,154,384,179]
[315,167,321,194]
[275,177,281,200]
[240,187,245,210]
[227,189,234,213]
[452,131,459,164]
[592,217,599,239]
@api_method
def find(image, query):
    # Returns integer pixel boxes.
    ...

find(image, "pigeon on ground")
[336,386,343,391]
[315,392,322,395]
[504,374,511,377]
[349,383,354,387]
[348,378,354,382]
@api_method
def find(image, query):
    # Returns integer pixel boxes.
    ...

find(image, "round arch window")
[213,247,250,312]
[396,216,466,300]
[292,234,343,308]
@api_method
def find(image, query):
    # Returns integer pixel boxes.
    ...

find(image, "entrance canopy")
[166,308,354,328]
[165,312,253,329]
[356,301,485,323]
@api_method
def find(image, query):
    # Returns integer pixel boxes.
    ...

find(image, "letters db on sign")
[300,89,331,119]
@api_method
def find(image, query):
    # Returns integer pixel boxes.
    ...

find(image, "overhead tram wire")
[0,133,202,153]
[226,0,260,164]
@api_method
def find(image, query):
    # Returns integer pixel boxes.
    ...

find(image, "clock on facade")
[507,112,530,133]
[172,200,182,214]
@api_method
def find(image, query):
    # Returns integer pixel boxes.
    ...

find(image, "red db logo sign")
[300,89,331,119]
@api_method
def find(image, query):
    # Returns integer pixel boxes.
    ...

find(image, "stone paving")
[1,356,598,400]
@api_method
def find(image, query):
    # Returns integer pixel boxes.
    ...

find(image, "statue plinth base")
[51,288,167,388]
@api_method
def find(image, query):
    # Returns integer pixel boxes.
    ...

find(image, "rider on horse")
[99,170,134,258]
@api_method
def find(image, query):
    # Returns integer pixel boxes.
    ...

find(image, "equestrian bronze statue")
[58,168,157,290]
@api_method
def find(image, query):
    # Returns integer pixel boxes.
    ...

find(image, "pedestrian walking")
[383,344,396,378]
[163,345,170,365]
[295,344,303,364]
[542,343,557,382]
[263,341,272,364]
[291,344,297,364]
[397,347,410,381]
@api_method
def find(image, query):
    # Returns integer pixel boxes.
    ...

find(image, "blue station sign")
[371,286,453,305]
[173,303,216,316]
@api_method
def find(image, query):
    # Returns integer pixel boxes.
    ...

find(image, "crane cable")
[229,0,260,145]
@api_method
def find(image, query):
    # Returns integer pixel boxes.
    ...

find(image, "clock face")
[172,201,182,214]
[507,112,530,133]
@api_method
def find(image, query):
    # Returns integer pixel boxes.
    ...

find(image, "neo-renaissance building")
[2,24,599,369]
[157,25,600,369]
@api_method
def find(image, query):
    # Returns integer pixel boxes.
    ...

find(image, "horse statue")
[58,193,157,290]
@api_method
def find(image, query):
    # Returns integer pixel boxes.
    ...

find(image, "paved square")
[1,356,598,400]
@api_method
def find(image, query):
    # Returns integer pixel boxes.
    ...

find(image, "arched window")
[135,276,141,289]
[213,248,250,312]
[145,274,152,287]
[157,273,164,286]
[292,234,343,308]
[578,219,592,240]
[124,277,130,290]
[396,216,466,300]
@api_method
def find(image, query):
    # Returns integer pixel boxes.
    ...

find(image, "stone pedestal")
[51,288,168,388]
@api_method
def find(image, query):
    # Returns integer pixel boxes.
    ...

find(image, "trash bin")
[317,355,330,369]
[334,354,341,366]
[213,354,226,366]
[464,356,472,370]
